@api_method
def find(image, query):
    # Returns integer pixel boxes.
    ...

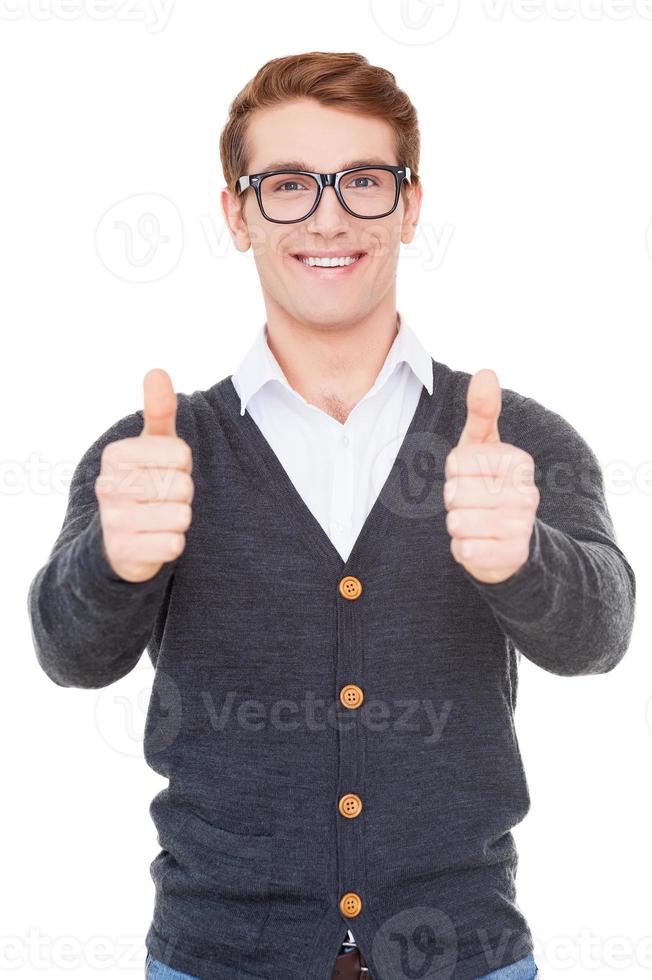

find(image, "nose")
[304,184,351,234]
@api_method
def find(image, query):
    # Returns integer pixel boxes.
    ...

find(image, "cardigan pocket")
[157,806,275,952]
[179,806,274,872]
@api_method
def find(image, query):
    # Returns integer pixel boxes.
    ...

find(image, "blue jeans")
[145,948,539,978]
[478,952,539,979]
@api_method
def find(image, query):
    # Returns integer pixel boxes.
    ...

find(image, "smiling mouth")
[291,252,367,271]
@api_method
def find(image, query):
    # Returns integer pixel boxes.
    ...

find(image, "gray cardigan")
[27,357,636,980]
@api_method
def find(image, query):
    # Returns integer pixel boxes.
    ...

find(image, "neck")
[263,302,401,423]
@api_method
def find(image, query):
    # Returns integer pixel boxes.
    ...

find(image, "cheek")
[247,221,281,263]
[249,232,288,285]
[359,220,401,268]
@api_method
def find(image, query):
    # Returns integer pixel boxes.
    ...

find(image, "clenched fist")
[94,368,194,583]
[444,369,540,584]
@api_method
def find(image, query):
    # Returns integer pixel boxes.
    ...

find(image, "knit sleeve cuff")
[67,509,175,607]
[462,518,557,625]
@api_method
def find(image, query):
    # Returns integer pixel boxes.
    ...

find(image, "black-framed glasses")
[236,164,411,224]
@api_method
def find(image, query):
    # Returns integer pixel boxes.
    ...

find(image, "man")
[28,52,635,980]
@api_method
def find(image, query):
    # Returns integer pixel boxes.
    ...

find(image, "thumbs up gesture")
[94,369,194,582]
[443,369,539,584]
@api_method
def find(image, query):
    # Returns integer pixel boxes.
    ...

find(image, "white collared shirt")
[230,311,433,565]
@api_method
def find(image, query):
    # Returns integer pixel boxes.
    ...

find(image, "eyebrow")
[256,156,393,173]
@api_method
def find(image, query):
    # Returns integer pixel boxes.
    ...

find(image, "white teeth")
[298,255,361,267]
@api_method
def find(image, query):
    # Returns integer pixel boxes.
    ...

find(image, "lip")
[289,251,367,277]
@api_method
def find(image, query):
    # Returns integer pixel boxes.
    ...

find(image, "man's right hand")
[94,368,194,582]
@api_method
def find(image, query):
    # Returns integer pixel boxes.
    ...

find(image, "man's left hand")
[444,368,540,584]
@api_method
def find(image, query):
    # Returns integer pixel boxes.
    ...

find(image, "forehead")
[245,97,398,173]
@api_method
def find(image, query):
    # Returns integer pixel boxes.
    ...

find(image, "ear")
[221,186,251,253]
[400,180,422,246]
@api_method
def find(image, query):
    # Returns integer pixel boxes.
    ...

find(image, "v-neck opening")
[218,356,448,575]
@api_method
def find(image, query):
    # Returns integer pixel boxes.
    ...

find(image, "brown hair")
[219,51,420,214]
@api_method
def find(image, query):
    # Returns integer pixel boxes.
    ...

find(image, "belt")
[330,947,372,979]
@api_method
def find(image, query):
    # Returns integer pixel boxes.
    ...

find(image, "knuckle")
[179,440,192,470]
[94,475,108,498]
[103,440,128,471]
[179,473,194,500]
[505,513,528,535]
[101,442,115,466]
[170,533,185,559]
[516,518,531,537]
[445,450,458,476]
[514,486,533,508]
[177,503,192,529]
[110,535,127,563]
[518,485,538,509]
[101,506,120,529]
[511,450,533,479]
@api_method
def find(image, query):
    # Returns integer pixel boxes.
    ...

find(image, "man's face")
[222,97,422,330]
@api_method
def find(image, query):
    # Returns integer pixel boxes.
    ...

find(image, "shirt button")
[338,575,362,600]
[339,892,363,918]
[342,434,350,447]
[340,684,364,709]
[338,794,363,819]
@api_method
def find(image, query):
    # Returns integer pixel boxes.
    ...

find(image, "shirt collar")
[231,311,433,416]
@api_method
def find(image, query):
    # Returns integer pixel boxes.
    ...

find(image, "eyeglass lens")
[259,169,397,221]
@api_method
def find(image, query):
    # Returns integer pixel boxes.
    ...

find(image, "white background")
[3,1,651,978]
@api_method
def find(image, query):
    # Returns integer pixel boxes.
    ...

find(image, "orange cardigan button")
[339,892,363,917]
[340,684,364,709]
[338,576,362,600]
[338,794,363,819]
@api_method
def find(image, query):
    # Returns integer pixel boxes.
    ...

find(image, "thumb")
[142,368,177,437]
[458,368,501,446]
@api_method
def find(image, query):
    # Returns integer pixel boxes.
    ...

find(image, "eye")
[346,174,378,189]
[272,179,310,193]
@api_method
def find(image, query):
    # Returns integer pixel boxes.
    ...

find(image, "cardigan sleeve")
[462,394,636,677]
[27,409,181,689]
